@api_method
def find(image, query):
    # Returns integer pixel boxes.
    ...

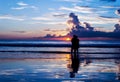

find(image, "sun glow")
[66,37,71,41]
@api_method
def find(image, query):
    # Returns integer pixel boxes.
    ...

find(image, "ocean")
[0,40,120,82]
[0,40,120,59]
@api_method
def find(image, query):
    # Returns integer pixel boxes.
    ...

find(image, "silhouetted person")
[71,35,79,57]
[69,55,80,78]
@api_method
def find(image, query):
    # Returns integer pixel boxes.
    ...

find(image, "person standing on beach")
[71,35,79,56]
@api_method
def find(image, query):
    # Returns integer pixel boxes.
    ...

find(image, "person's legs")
[76,48,78,55]
[74,49,77,58]
[71,48,73,54]
[71,48,74,59]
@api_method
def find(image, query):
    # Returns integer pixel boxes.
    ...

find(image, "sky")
[0,0,120,39]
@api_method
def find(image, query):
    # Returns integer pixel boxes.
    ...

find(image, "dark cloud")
[100,16,117,19]
[67,13,85,32]
[83,22,94,31]
[114,23,120,32]
[44,29,67,32]
[67,13,94,36]
[44,34,56,38]
[67,29,120,38]
[52,13,67,17]
[12,31,26,33]
[115,9,120,15]
[44,29,50,31]
[43,13,120,39]
[66,13,120,39]
[69,13,80,26]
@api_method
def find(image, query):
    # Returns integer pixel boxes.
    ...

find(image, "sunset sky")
[0,0,120,39]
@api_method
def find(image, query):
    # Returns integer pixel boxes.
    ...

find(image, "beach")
[0,55,119,82]
[0,40,120,82]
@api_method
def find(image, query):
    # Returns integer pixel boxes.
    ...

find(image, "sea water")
[0,40,120,59]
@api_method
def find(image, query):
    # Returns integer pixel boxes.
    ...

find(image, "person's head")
[73,35,78,38]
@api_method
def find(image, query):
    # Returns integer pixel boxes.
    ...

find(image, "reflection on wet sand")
[70,54,79,78]
[67,53,120,80]
[115,59,120,80]
[67,54,91,78]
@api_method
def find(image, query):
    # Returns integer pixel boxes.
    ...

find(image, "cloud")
[45,22,66,25]
[59,6,94,14]
[76,14,118,24]
[114,21,120,32]
[65,13,120,39]
[97,16,118,24]
[38,12,120,39]
[99,16,118,21]
[101,6,120,9]
[115,9,120,15]
[52,13,67,17]
[32,17,53,21]
[43,28,69,37]
[11,1,38,10]
[100,0,116,2]
[44,29,51,31]
[29,6,38,10]
[0,15,25,21]
[74,6,95,13]
[68,12,80,26]
[44,34,56,38]
[31,13,67,25]
[44,28,67,32]
[83,22,94,31]
[55,0,82,3]
[11,7,26,10]
[12,31,27,33]
[67,13,90,32]
[31,21,66,25]
[17,2,28,6]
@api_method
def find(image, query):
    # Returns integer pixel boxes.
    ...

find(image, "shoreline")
[0,43,120,48]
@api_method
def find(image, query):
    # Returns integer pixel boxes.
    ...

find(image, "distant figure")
[71,35,79,56]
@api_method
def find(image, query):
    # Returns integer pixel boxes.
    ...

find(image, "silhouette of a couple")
[69,35,80,78]
[71,35,79,57]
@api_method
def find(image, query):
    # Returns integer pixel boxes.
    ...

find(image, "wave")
[0,50,120,54]
[0,54,119,59]
[0,43,120,48]
[0,40,120,48]
[0,50,120,59]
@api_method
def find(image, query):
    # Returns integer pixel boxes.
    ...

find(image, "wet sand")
[0,54,120,82]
